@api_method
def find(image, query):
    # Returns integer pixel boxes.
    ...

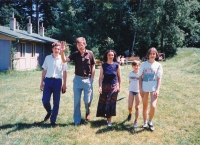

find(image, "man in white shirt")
[40,42,68,126]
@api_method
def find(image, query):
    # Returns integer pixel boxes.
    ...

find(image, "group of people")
[127,48,163,131]
[40,37,163,131]
[117,55,127,65]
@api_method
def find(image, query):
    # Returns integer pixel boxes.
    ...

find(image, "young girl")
[139,47,163,131]
[127,60,141,128]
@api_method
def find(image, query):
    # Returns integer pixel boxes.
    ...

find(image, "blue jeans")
[73,75,93,124]
[42,78,62,123]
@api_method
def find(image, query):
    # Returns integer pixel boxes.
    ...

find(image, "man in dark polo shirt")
[60,37,95,125]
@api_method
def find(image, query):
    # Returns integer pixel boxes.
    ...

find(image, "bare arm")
[60,51,70,63]
[90,64,95,80]
[61,70,67,93]
[98,65,103,94]
[139,75,142,91]
[139,75,144,98]
[154,77,161,97]
[117,65,121,92]
[40,69,47,91]
[60,41,70,63]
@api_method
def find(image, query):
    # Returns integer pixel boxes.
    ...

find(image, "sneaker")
[86,113,90,121]
[148,122,155,131]
[127,114,132,121]
[44,113,51,122]
[142,123,148,129]
[133,122,138,128]
[107,123,112,127]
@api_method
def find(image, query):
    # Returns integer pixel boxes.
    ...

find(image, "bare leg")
[107,117,112,126]
[134,93,140,122]
[142,92,149,123]
[149,92,158,120]
[128,92,134,114]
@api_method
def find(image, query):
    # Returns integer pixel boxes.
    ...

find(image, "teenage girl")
[139,47,163,131]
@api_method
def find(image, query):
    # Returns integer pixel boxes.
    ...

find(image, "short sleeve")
[128,72,131,81]
[42,56,47,70]
[157,64,163,78]
[68,52,75,61]
[90,51,96,65]
[139,62,144,76]
[62,62,68,71]
[116,62,119,70]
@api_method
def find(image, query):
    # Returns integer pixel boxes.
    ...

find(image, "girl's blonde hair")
[146,47,159,59]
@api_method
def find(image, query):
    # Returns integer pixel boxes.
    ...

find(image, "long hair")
[102,49,117,62]
[146,47,159,59]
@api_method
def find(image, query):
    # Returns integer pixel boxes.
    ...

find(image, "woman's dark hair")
[102,50,117,62]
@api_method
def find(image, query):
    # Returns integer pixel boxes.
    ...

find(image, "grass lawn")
[0,48,200,145]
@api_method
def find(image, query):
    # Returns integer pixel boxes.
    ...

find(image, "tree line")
[0,0,200,59]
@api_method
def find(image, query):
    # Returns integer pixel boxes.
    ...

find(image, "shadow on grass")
[90,119,107,128]
[90,119,151,135]
[0,121,74,134]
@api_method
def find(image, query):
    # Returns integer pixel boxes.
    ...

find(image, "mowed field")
[0,48,200,145]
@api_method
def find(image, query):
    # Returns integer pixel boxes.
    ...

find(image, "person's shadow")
[0,121,74,134]
[90,119,148,134]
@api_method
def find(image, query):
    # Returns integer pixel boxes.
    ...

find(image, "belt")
[75,75,90,78]
[46,77,60,79]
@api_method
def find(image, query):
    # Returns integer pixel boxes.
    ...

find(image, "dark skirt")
[96,83,119,118]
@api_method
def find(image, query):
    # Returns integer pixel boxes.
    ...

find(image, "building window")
[20,43,26,57]
[42,45,45,56]
[31,43,36,57]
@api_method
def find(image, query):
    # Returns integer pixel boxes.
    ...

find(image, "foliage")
[0,0,200,58]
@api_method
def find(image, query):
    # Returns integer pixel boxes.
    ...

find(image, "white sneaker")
[107,123,112,127]
[133,122,138,128]
[143,123,148,128]
[148,122,155,131]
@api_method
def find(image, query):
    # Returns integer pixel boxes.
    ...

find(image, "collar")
[51,53,60,59]
[78,49,89,55]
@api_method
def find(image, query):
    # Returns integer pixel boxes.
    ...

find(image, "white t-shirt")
[128,71,140,92]
[139,61,163,92]
[42,54,68,79]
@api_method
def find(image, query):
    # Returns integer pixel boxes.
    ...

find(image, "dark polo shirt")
[69,49,95,77]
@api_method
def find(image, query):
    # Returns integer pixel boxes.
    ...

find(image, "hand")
[60,41,67,51]
[61,85,67,94]
[98,87,102,94]
[117,86,120,92]
[153,90,159,98]
[140,90,144,98]
[40,83,44,91]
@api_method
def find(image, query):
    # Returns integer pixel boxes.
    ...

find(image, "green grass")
[0,48,200,145]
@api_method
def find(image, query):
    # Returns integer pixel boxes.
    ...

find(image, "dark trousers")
[42,78,62,123]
